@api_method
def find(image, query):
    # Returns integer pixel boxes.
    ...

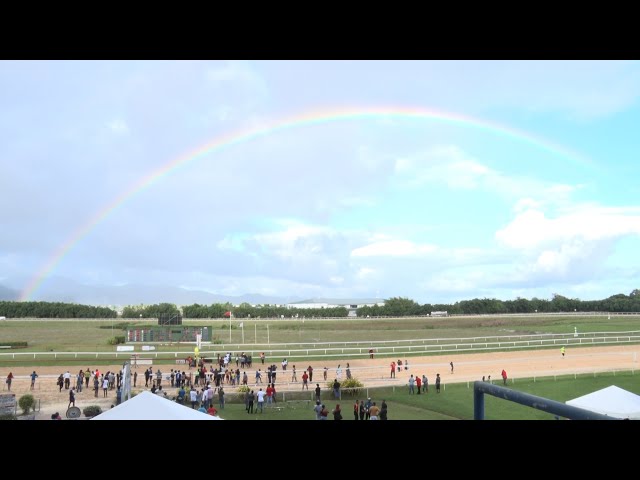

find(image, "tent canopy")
[92,391,222,420]
[566,385,640,420]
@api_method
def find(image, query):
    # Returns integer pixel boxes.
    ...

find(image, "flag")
[239,322,244,328]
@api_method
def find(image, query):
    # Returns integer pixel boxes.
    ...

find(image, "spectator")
[332,404,343,420]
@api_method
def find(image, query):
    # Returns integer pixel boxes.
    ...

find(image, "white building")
[286,298,385,316]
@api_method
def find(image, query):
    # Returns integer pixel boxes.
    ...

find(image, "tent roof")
[92,391,222,420]
[566,385,640,419]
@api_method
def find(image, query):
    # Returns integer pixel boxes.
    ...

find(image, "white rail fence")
[2,330,640,362]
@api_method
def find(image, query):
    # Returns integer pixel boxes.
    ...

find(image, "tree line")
[1,289,639,318]
[357,290,640,317]
[0,301,117,318]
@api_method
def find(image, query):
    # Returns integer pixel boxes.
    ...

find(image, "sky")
[1,60,640,304]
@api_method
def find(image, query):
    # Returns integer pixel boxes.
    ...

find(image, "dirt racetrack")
[3,344,638,419]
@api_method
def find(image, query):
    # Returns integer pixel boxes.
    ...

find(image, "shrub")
[83,405,102,418]
[107,336,126,345]
[18,394,35,415]
[98,323,129,330]
[327,378,364,396]
[236,385,250,401]
[0,341,28,348]
[0,413,17,420]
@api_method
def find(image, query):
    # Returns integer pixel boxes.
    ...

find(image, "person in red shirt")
[390,362,396,378]
[207,405,218,416]
[416,375,422,394]
[266,384,274,406]
[302,371,309,390]
[501,369,508,385]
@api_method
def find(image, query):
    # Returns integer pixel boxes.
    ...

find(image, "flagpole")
[229,315,232,343]
[255,323,257,344]
[267,324,270,345]
[241,323,245,344]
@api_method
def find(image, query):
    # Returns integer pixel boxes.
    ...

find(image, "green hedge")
[0,341,28,348]
[83,405,102,418]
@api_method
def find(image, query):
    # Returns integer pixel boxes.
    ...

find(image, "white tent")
[92,391,223,420]
[566,385,640,420]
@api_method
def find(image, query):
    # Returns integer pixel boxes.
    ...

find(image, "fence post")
[473,385,485,420]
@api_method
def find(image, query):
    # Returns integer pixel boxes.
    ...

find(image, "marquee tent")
[566,385,640,419]
[92,391,223,420]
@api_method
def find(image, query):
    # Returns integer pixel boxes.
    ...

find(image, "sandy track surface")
[3,344,638,419]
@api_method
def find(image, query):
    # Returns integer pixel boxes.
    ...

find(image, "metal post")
[473,381,613,420]
[474,385,485,420]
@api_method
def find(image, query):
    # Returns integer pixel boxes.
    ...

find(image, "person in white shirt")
[190,389,198,409]
[256,388,266,413]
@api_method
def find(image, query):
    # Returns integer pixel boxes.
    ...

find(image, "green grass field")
[211,370,640,420]
[1,315,639,353]
[1,315,639,367]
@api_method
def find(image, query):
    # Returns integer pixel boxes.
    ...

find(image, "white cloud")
[355,267,376,280]
[106,119,129,134]
[351,240,437,257]
[496,206,640,251]
[394,145,580,204]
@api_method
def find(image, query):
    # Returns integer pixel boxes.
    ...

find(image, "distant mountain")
[18,277,302,307]
[0,285,18,301]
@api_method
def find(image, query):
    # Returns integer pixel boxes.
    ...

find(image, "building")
[286,298,385,316]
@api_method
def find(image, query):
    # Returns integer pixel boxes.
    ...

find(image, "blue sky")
[1,60,640,303]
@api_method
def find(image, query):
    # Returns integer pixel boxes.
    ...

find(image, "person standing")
[422,375,428,393]
[336,365,343,380]
[369,402,380,420]
[332,404,343,420]
[247,390,255,414]
[332,379,341,400]
[323,367,328,381]
[308,366,313,382]
[390,361,396,378]
[68,388,76,408]
[256,388,266,413]
[93,376,99,397]
[408,375,415,394]
[76,370,83,393]
[218,386,225,409]
[501,369,508,385]
[365,398,372,420]
[260,352,265,365]
[6,372,13,391]
[84,369,91,388]
[133,371,138,387]
[353,400,360,420]
[379,399,388,420]
[302,371,309,390]
[369,348,374,359]
[315,383,321,403]
[415,375,422,394]
[561,346,565,358]
[450,361,454,374]
[435,373,441,393]
[291,365,297,382]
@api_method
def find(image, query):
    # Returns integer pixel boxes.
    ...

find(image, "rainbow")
[19,105,593,301]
